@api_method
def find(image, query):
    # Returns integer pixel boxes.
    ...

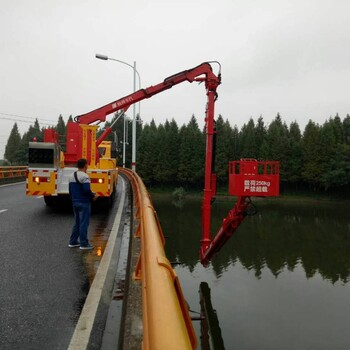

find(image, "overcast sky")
[1,0,349,158]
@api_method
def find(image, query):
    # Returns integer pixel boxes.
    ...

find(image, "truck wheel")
[104,186,116,208]
[44,196,55,207]
[110,185,116,205]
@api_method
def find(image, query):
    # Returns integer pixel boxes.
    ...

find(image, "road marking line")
[0,181,26,188]
[0,209,8,214]
[36,195,43,198]
[68,177,126,350]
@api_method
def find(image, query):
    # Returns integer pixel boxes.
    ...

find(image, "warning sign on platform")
[243,180,270,193]
[229,160,280,197]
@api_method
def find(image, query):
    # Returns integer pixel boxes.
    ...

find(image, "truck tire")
[110,185,116,205]
[44,196,55,207]
[98,185,116,209]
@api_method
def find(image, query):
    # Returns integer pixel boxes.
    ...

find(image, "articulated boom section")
[201,196,249,265]
[69,62,221,167]
[75,62,221,125]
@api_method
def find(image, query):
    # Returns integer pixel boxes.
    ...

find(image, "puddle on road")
[81,216,112,285]
[67,210,118,326]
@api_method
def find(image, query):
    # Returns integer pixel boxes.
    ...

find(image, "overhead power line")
[0,116,53,126]
[0,117,55,127]
[0,112,55,122]
[0,112,58,125]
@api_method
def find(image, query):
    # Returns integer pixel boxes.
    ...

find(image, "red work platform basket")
[229,159,280,197]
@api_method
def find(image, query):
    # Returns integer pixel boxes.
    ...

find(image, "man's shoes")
[68,243,80,248]
[80,244,94,250]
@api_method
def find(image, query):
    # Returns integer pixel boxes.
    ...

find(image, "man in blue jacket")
[68,158,96,250]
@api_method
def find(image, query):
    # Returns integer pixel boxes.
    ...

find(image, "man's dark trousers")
[69,202,91,247]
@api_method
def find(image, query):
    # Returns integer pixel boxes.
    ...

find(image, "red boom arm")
[75,62,221,125]
[76,61,252,265]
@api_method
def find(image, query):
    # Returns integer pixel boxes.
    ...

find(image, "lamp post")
[95,53,141,172]
[122,115,130,168]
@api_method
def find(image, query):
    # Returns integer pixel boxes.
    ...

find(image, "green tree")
[239,118,256,158]
[255,116,267,159]
[56,114,66,136]
[55,114,66,150]
[343,114,350,145]
[137,120,158,184]
[133,114,144,169]
[264,114,290,182]
[330,114,343,143]
[153,123,166,183]
[153,119,180,185]
[0,159,10,166]
[231,125,240,160]
[319,119,349,189]
[215,115,235,184]
[178,115,204,186]
[15,132,30,165]
[27,118,43,142]
[301,120,322,189]
[285,121,302,184]
[4,123,21,164]
[166,119,180,180]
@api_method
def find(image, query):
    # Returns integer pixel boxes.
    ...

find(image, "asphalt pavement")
[0,180,124,350]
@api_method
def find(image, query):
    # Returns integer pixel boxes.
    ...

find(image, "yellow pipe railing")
[120,168,197,350]
[0,166,27,179]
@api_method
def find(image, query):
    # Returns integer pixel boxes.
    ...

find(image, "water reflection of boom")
[199,282,225,350]
[158,195,350,283]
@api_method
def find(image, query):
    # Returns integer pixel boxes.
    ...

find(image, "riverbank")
[149,186,350,203]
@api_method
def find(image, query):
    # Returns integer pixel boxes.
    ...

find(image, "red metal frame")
[201,196,249,265]
[44,129,59,143]
[62,62,221,166]
[75,62,221,126]
[200,159,280,265]
[229,159,280,197]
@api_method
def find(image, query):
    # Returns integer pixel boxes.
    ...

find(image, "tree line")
[3,113,350,192]
[136,113,350,192]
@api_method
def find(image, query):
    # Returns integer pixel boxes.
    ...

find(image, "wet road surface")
[0,181,122,350]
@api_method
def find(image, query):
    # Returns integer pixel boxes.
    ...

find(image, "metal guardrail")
[0,166,27,180]
[120,168,197,350]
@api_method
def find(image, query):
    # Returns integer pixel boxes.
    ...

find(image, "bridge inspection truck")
[26,124,119,207]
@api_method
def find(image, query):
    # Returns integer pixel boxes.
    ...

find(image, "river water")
[152,194,350,350]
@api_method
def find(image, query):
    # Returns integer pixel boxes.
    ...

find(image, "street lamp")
[122,115,131,168]
[95,53,141,172]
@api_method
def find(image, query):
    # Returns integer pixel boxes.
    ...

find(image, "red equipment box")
[44,129,59,143]
[229,159,280,197]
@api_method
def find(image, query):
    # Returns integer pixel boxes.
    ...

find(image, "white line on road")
[0,209,8,214]
[68,177,126,350]
[36,196,43,198]
[0,181,25,188]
